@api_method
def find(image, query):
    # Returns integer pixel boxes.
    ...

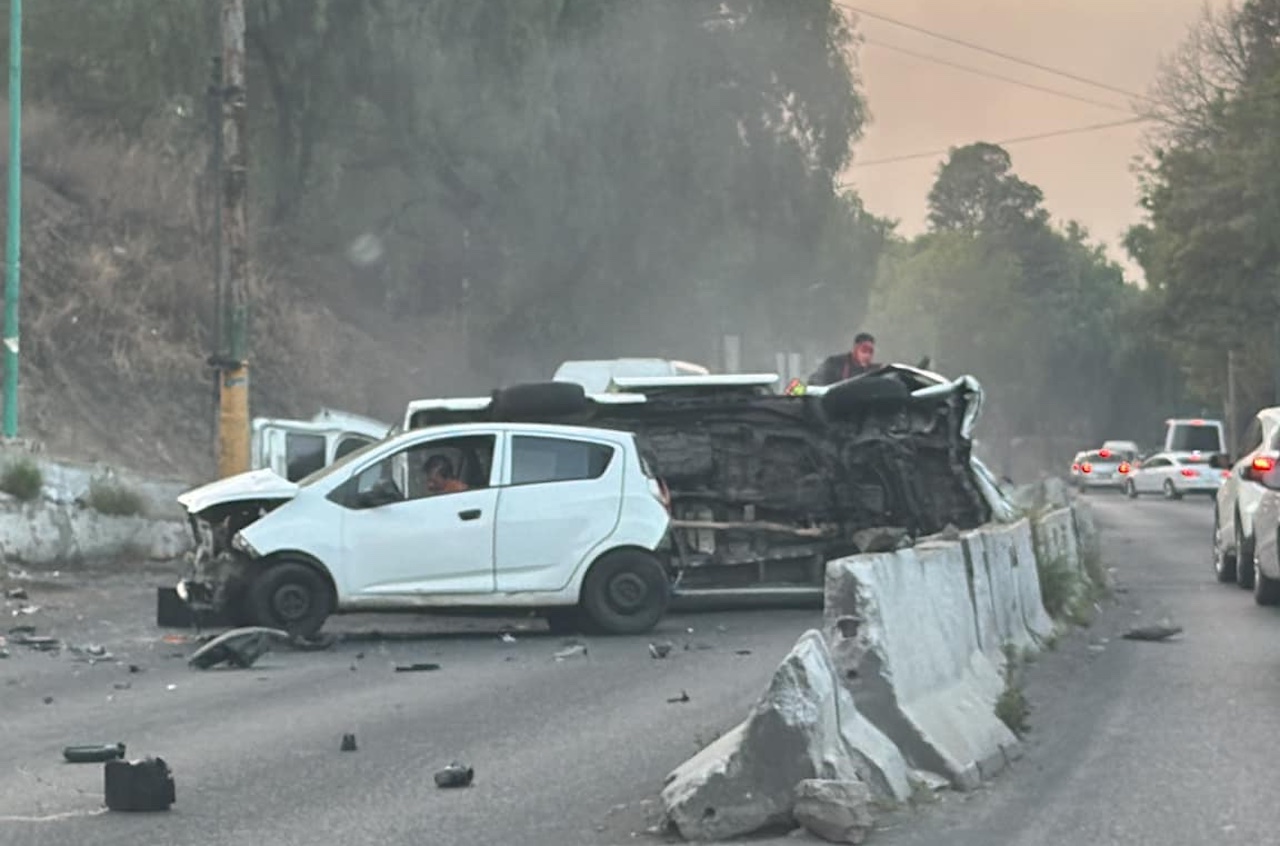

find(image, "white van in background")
[552,358,711,394]
[1164,418,1226,456]
[251,409,392,482]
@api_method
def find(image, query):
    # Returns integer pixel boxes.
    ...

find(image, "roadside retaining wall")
[0,499,191,566]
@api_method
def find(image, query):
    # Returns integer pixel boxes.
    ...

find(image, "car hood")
[177,468,300,514]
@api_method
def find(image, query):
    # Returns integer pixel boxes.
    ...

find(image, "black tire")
[819,374,911,421]
[1163,480,1183,501]
[544,609,584,635]
[1214,511,1238,584]
[1124,480,1138,499]
[247,561,334,638]
[579,550,671,635]
[1255,562,1280,606]
[1236,519,1256,590]
[491,382,588,420]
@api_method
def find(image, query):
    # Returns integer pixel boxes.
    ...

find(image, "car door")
[1138,457,1167,493]
[492,432,624,593]
[335,432,503,596]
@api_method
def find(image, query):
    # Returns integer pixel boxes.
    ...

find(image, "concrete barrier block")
[1008,520,1055,641]
[825,543,1018,790]
[1071,499,1103,584]
[974,526,1036,657]
[661,630,910,841]
[0,503,192,566]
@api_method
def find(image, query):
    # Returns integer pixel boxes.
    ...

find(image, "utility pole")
[2,0,21,438]
[214,0,251,478]
[1227,348,1239,459]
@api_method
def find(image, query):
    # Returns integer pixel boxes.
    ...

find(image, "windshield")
[296,437,386,487]
[1169,424,1222,453]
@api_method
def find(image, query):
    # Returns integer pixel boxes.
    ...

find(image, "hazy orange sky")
[842,0,1228,281]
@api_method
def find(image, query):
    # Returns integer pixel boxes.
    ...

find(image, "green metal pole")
[2,0,20,438]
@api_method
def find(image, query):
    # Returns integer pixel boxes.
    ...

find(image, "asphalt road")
[0,601,821,846]
[861,489,1280,846]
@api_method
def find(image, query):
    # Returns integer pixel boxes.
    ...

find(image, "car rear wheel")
[248,561,334,638]
[1254,559,1280,606]
[579,550,671,635]
[1236,519,1257,590]
[1163,480,1182,501]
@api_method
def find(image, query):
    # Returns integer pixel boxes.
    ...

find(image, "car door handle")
[458,509,482,521]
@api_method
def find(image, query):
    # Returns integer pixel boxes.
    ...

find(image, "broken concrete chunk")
[660,630,910,842]
[852,527,909,554]
[793,779,875,845]
[187,627,289,670]
[434,763,474,788]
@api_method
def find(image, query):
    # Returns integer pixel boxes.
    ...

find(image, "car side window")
[510,435,615,485]
[338,435,497,509]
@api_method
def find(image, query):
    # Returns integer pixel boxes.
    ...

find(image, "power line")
[839,3,1154,104]
[842,117,1150,171]
[864,39,1135,114]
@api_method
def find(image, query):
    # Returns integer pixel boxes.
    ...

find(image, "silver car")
[1070,448,1132,492]
[1212,407,1280,589]
[1123,451,1226,500]
[1239,460,1280,605]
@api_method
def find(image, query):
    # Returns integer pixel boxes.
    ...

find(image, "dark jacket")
[808,353,875,386]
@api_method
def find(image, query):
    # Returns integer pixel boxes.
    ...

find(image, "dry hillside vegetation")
[4,105,478,480]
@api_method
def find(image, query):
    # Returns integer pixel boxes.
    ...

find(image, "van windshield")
[1169,425,1222,453]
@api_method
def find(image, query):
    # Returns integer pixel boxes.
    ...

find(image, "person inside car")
[809,332,879,386]
[423,454,469,495]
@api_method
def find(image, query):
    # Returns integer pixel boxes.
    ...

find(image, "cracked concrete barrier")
[825,541,1019,790]
[1031,508,1081,578]
[0,501,191,566]
[660,629,910,842]
[977,519,1055,649]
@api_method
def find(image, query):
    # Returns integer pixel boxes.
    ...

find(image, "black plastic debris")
[14,634,60,651]
[648,642,674,659]
[64,743,126,763]
[104,756,176,812]
[42,696,53,705]
[394,663,441,673]
[1122,624,1183,642]
[340,733,358,752]
[8,624,35,635]
[187,627,289,670]
[734,650,753,656]
[128,664,144,674]
[666,690,691,704]
[434,763,474,788]
[5,587,27,600]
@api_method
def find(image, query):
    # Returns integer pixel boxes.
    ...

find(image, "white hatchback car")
[176,423,674,637]
[1212,407,1280,588]
[1124,451,1226,500]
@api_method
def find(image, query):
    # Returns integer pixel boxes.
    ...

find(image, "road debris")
[104,756,176,812]
[554,643,588,661]
[287,632,337,652]
[735,650,753,656]
[63,743,126,764]
[500,633,518,644]
[648,641,674,659]
[793,779,876,845]
[394,662,442,672]
[667,690,691,704]
[5,587,27,600]
[188,627,290,670]
[128,664,144,674]
[434,762,475,788]
[683,641,714,652]
[42,696,53,705]
[9,624,35,635]
[13,634,61,652]
[340,733,358,752]
[69,644,113,664]
[113,682,132,691]
[1122,623,1183,642]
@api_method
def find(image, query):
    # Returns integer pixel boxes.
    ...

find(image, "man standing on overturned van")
[808,332,878,386]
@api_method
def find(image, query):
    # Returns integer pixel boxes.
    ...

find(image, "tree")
[926,143,1048,235]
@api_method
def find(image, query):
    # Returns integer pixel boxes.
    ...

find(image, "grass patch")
[1037,554,1078,619]
[0,458,43,502]
[86,477,147,517]
[995,643,1030,736]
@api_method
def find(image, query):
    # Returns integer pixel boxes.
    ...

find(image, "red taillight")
[1118,462,1131,474]
[1080,462,1093,474]
[1180,468,1196,478]
[1071,463,1080,472]
[1253,456,1276,473]
[1098,449,1112,459]
[1223,470,1232,478]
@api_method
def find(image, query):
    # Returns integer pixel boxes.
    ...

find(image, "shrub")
[87,477,147,517]
[0,458,43,502]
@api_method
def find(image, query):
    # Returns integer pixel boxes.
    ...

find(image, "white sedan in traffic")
[1124,451,1228,500]
[177,422,674,636]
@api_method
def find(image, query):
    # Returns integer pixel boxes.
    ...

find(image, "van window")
[285,433,327,481]
[1169,424,1223,453]
[335,435,373,460]
[510,436,614,485]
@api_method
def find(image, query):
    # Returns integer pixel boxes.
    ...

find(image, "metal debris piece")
[554,643,588,661]
[1122,624,1183,642]
[394,663,441,673]
[666,690,691,704]
[15,634,61,651]
[648,641,674,659]
[735,649,753,656]
[5,587,27,600]
[188,627,290,670]
[64,743,126,763]
[434,762,475,788]
[340,733,358,752]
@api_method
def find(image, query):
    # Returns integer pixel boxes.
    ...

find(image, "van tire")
[491,382,589,420]
[247,561,334,638]
[820,374,910,421]
[579,550,670,635]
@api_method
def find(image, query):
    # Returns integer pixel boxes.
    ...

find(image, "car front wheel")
[1214,512,1238,584]
[1255,559,1280,606]
[579,550,671,635]
[1163,480,1183,501]
[248,560,334,638]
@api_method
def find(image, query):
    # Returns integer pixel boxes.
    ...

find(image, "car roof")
[386,421,636,446]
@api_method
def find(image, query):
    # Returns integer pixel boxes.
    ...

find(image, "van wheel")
[579,550,670,635]
[248,561,334,638]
